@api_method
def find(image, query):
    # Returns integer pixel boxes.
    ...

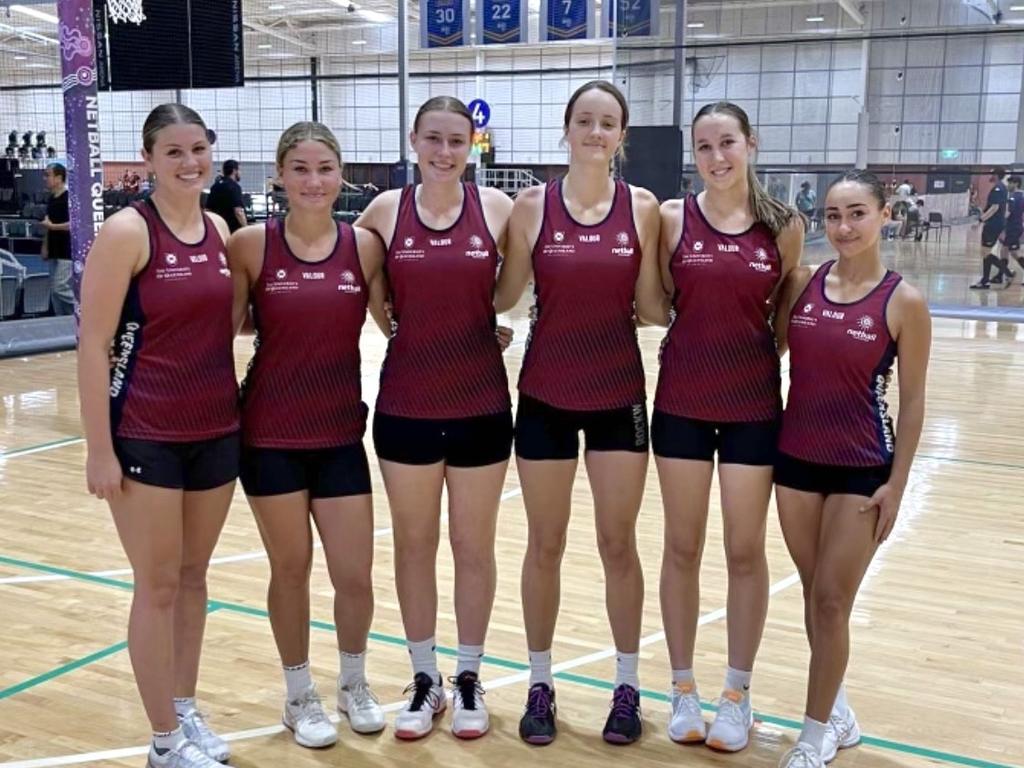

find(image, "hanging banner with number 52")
[476,0,529,44]
[602,0,659,37]
[420,0,471,47]
[539,0,595,41]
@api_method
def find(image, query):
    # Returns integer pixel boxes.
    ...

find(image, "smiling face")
[563,87,626,167]
[141,123,211,194]
[692,112,755,191]
[411,110,473,185]
[825,180,891,258]
[278,139,342,213]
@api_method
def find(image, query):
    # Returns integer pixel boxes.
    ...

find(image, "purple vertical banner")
[56,0,104,319]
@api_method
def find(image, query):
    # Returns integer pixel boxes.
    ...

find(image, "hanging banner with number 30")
[539,0,595,41]
[420,0,471,47]
[476,0,529,44]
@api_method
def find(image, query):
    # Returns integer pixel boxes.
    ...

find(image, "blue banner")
[603,0,659,37]
[476,0,528,44]
[539,0,594,41]
[420,0,470,47]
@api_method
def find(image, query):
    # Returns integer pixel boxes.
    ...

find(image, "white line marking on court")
[0,570,803,767]
[0,437,85,460]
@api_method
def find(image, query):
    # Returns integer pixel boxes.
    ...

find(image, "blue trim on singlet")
[109,279,146,437]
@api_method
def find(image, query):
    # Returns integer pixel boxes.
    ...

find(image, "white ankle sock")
[798,715,828,753]
[339,650,366,689]
[528,648,553,687]
[455,643,484,676]
[833,682,849,714]
[724,666,752,696]
[615,651,640,689]
[407,637,440,682]
[283,661,313,701]
[671,668,695,686]
[172,697,196,717]
[152,725,186,754]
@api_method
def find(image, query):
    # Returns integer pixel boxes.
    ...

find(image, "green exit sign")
[940,149,960,159]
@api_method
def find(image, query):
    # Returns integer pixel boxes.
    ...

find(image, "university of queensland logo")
[553,231,565,243]
[165,253,177,266]
[693,240,704,252]
[404,236,415,248]
[276,269,287,280]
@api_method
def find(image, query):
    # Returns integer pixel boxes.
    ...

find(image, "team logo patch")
[616,231,630,246]
[693,240,703,252]
[276,269,287,280]
[858,315,874,330]
[164,253,178,266]
[803,303,814,313]
[341,270,355,284]
[755,247,768,261]
[553,231,565,243]
[469,235,483,249]
[404,236,415,248]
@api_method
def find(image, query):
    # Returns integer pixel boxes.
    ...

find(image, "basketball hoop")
[107,0,146,25]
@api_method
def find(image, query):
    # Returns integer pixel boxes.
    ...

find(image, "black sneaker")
[990,276,1005,285]
[969,281,990,290]
[602,684,642,745]
[519,683,557,745]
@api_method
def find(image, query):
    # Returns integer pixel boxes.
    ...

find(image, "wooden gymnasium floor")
[0,225,1022,768]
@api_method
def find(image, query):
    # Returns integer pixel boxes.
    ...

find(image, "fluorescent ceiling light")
[258,43,272,48]
[268,3,285,8]
[806,15,825,22]
[687,21,704,28]
[10,5,59,24]
[352,39,367,44]
[26,63,51,68]
[0,22,57,45]
[1010,4,1024,9]
[13,55,27,60]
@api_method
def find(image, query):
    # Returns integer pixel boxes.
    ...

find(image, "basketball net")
[107,0,146,25]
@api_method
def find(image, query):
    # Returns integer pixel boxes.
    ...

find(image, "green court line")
[0,640,129,700]
[0,436,84,460]
[917,453,1024,472]
[2,554,1016,768]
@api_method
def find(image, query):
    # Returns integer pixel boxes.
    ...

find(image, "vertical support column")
[310,56,319,122]
[398,0,412,184]
[56,0,104,316]
[1016,63,1024,163]
[855,37,870,168]
[672,0,686,131]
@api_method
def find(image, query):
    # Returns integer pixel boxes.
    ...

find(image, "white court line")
[0,570,801,768]
[0,437,85,460]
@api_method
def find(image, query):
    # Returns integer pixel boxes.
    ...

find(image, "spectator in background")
[206,159,247,232]
[971,167,1009,290]
[896,179,913,200]
[41,162,74,316]
[796,181,816,218]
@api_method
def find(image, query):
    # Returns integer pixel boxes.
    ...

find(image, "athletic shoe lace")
[179,709,217,741]
[610,685,640,720]
[449,673,484,711]
[294,689,330,725]
[673,686,703,718]
[175,741,219,767]
[347,681,380,713]
[782,743,820,767]
[715,694,748,727]
[527,685,553,719]
[403,673,441,712]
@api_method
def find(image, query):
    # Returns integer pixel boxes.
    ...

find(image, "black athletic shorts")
[1004,229,1021,252]
[113,432,240,491]
[651,410,779,466]
[240,442,371,499]
[373,409,513,467]
[514,395,649,461]
[774,451,891,498]
[982,222,1004,248]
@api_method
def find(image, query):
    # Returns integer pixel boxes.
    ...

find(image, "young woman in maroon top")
[79,104,237,768]
[774,170,930,768]
[228,122,386,748]
[355,96,514,741]
[496,80,662,746]
[644,102,804,753]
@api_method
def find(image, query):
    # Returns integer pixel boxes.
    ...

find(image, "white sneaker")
[667,681,706,743]
[779,742,825,767]
[706,688,753,752]
[147,739,223,768]
[282,685,338,749]
[394,672,446,740]
[338,679,386,734]
[450,671,489,739]
[177,708,230,763]
[822,707,861,763]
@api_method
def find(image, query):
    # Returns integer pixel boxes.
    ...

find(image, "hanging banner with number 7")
[420,0,472,47]
[602,0,659,37]
[477,0,529,44]
[539,0,595,41]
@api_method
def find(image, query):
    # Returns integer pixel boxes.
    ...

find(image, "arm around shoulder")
[226,224,265,334]
[774,264,814,355]
[633,187,669,325]
[494,185,543,314]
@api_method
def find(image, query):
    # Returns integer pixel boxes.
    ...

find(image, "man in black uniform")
[971,167,1008,289]
[41,162,74,315]
[205,159,247,232]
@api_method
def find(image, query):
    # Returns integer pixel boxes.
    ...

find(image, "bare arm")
[494,185,543,314]
[773,215,805,302]
[233,207,247,230]
[658,198,684,296]
[42,216,71,232]
[77,210,147,499]
[773,265,813,356]
[355,226,391,336]
[632,186,669,326]
[226,224,264,335]
[862,282,931,542]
